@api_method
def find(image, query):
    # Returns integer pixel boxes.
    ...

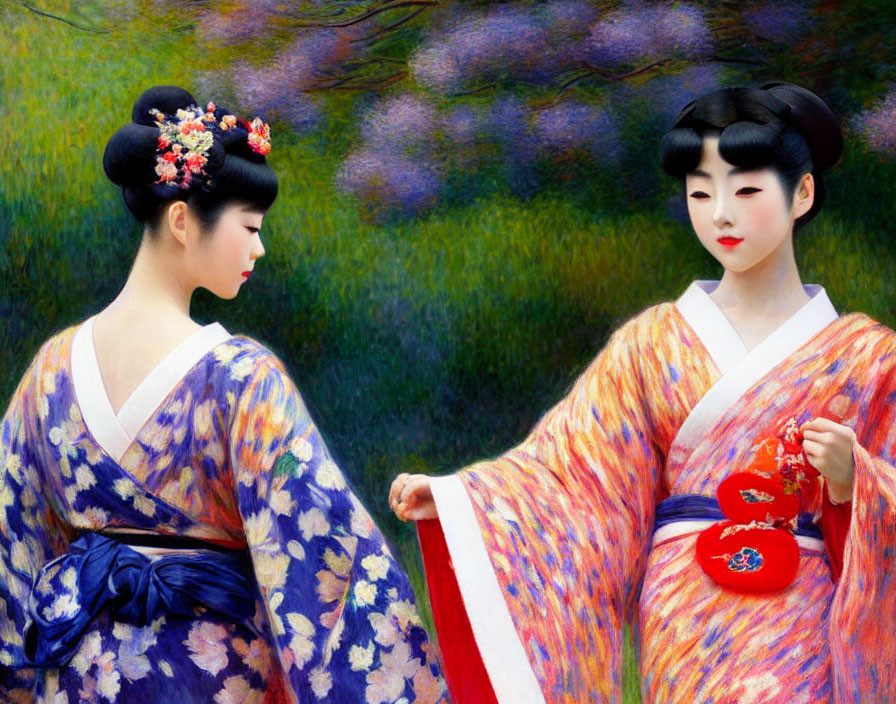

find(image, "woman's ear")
[167,201,189,247]
[793,172,815,220]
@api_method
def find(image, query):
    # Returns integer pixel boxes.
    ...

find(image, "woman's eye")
[689,191,710,199]
[247,227,260,234]
[737,187,762,196]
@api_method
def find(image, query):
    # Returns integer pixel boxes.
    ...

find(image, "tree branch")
[707,53,767,67]
[20,1,108,33]
[552,53,768,102]
[448,83,499,97]
[287,0,439,29]
[351,6,430,43]
[309,71,408,91]
[356,56,408,66]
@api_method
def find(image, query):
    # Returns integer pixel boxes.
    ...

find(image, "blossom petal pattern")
[0,329,446,702]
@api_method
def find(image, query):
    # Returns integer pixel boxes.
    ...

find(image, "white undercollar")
[70,316,231,463]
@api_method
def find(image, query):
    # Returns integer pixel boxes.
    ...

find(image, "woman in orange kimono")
[390,83,894,703]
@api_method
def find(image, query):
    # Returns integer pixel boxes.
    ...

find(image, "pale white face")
[685,136,812,274]
[192,203,266,299]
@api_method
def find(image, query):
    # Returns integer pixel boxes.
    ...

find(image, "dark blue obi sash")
[654,494,823,540]
[24,532,255,668]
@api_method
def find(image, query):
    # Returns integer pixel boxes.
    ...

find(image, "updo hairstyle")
[103,85,278,234]
[660,83,843,231]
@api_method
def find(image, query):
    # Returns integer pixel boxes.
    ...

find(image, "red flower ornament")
[149,102,271,192]
[246,117,272,156]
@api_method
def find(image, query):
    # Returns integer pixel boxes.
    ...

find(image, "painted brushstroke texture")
[0,327,446,703]
[438,303,895,703]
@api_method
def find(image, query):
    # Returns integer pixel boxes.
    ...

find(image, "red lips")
[242,271,251,279]
[717,236,744,247]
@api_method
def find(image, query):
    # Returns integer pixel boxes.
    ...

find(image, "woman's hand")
[389,473,438,521]
[800,417,856,503]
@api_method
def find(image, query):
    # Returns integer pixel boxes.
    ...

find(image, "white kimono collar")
[71,316,231,463]
[672,280,839,451]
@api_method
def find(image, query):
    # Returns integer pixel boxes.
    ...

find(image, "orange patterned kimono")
[419,281,896,704]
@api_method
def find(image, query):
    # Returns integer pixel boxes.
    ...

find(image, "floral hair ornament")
[244,117,272,156]
[151,102,219,191]
[150,103,271,193]
[696,417,822,593]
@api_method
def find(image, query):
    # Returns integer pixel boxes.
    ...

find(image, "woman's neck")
[709,235,810,349]
[103,235,195,324]
[712,235,808,315]
[91,235,202,415]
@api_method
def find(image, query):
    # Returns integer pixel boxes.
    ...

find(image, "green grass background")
[2,7,896,702]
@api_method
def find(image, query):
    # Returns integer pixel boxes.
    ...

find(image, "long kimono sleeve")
[420,313,664,704]
[229,354,446,704]
[0,354,67,701]
[830,357,896,702]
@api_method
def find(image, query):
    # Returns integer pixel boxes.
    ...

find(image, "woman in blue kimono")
[0,85,446,704]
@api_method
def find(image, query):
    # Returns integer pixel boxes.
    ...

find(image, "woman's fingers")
[402,503,438,521]
[801,417,855,439]
[800,417,856,499]
[802,429,831,444]
[802,438,824,459]
[398,497,438,522]
[407,475,432,497]
[802,416,839,430]
[389,473,410,511]
[390,473,438,521]
[394,475,436,521]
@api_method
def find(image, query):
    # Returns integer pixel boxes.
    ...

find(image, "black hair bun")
[103,84,278,225]
[762,82,843,172]
[104,86,200,188]
[103,122,159,187]
[131,85,198,126]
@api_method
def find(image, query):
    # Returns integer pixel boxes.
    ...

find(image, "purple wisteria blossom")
[441,106,482,146]
[585,9,650,67]
[361,95,438,153]
[533,101,620,161]
[192,64,322,133]
[412,3,580,94]
[484,96,540,169]
[743,2,813,43]
[336,149,443,219]
[225,30,352,132]
[198,2,281,45]
[586,3,712,68]
[542,0,600,37]
[540,0,601,64]
[438,106,490,173]
[855,89,896,159]
[484,96,532,145]
[231,62,323,133]
[277,30,352,86]
[637,64,723,119]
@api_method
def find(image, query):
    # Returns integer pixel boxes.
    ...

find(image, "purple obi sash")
[654,494,822,540]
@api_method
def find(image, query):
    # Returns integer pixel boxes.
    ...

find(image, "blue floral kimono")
[0,319,446,703]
